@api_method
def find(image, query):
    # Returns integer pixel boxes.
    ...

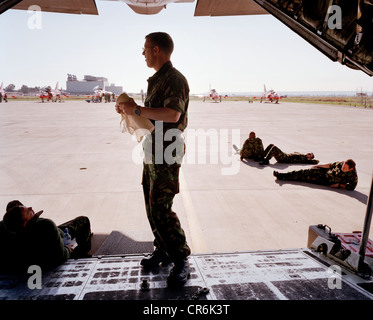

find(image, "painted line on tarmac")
[179,169,208,254]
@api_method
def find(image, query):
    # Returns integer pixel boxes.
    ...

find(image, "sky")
[1,1,372,95]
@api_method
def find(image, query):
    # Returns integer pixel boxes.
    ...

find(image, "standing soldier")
[260,144,319,165]
[273,159,358,190]
[115,32,191,287]
[240,131,265,161]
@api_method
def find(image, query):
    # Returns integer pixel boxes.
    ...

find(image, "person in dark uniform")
[239,131,265,161]
[115,32,191,287]
[260,144,319,165]
[273,159,358,190]
[0,200,92,273]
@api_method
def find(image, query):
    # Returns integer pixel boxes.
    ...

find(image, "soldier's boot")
[254,156,264,162]
[140,248,172,269]
[167,258,190,287]
[273,171,285,180]
[259,158,270,165]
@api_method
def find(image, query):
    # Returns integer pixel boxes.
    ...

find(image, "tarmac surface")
[1,99,372,256]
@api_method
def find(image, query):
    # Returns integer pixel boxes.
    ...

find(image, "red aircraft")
[40,82,68,102]
[0,82,16,102]
[203,88,227,103]
[260,84,280,104]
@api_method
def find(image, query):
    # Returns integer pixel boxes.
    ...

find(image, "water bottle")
[63,228,71,246]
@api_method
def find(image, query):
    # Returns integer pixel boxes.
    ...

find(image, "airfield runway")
[1,99,372,255]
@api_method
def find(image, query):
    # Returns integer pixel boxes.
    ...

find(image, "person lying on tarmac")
[239,131,265,161]
[0,200,92,273]
[259,144,319,165]
[273,159,358,190]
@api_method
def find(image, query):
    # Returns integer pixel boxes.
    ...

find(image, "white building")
[66,74,123,95]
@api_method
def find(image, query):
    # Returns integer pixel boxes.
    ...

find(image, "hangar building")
[66,74,123,95]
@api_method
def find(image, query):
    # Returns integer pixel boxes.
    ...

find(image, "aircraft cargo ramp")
[1,249,372,301]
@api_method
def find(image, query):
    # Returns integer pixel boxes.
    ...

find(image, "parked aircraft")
[86,87,115,103]
[0,82,8,102]
[203,88,220,103]
[0,82,15,102]
[260,84,280,103]
[203,88,228,103]
[40,82,68,102]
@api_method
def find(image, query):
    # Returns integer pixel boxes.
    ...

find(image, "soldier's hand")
[116,99,137,115]
[115,102,123,114]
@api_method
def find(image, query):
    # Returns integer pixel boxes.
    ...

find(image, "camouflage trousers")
[279,168,329,186]
[142,158,191,262]
[264,144,286,162]
[58,216,92,258]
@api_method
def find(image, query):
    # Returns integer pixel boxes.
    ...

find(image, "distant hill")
[192,91,370,97]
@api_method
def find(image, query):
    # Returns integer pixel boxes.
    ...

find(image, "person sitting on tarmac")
[0,200,92,273]
[273,159,358,190]
[259,144,319,165]
[239,131,265,161]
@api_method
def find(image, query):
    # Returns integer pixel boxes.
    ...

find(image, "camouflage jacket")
[145,61,189,134]
[240,137,264,159]
[0,217,70,272]
[325,161,358,190]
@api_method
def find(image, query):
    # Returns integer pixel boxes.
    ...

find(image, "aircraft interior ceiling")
[0,0,372,76]
[254,0,373,76]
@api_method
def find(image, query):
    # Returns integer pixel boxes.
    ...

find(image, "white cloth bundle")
[117,92,154,142]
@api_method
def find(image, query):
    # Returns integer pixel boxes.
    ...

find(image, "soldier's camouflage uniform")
[263,144,319,164]
[58,216,92,258]
[142,61,191,262]
[278,161,358,190]
[240,137,264,160]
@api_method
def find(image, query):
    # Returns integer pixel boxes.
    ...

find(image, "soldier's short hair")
[146,32,174,55]
[345,159,356,169]
[3,206,24,234]
[6,200,23,212]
